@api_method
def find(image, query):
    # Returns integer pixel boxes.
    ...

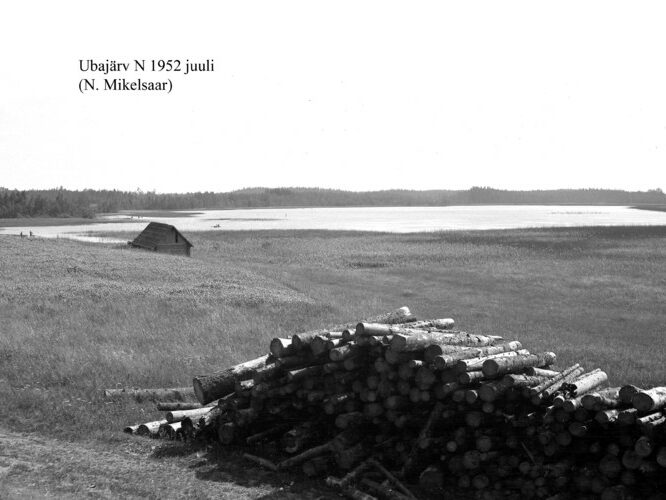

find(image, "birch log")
[156,402,203,411]
[482,352,556,378]
[193,354,271,404]
[292,307,415,348]
[430,341,523,369]
[166,407,213,423]
[391,332,498,353]
[632,387,666,412]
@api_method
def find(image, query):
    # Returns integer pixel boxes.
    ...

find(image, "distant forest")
[0,186,665,218]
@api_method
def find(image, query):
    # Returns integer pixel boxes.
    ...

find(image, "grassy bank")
[0,217,127,227]
[1,226,665,441]
[633,204,666,213]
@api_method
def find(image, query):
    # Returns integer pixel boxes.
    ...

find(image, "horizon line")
[1,185,664,195]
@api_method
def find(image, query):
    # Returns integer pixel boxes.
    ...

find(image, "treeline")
[1,186,665,218]
[0,188,96,218]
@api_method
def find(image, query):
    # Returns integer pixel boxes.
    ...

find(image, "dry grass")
[1,226,665,443]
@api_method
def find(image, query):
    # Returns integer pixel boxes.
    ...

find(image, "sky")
[1,1,665,193]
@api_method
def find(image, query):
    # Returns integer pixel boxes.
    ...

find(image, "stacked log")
[123,307,665,499]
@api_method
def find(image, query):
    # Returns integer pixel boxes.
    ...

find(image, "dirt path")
[0,428,332,499]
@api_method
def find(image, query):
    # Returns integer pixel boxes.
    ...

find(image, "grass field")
[2,225,665,437]
[1,226,665,495]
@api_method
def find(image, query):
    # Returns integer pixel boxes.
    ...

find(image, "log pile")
[124,307,665,499]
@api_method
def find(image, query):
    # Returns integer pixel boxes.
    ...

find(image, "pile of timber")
[124,307,666,500]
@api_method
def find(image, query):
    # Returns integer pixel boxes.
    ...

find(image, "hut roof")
[130,222,193,250]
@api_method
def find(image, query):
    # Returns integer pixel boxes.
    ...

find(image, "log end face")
[389,335,407,352]
[481,359,499,378]
[269,338,285,357]
[632,392,656,412]
[619,384,641,404]
[290,335,302,349]
[192,377,208,405]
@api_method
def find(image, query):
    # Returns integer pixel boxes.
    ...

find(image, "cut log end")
[192,378,207,404]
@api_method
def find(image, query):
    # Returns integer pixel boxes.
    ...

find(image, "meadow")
[1,225,665,446]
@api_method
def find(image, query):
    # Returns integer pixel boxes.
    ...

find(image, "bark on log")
[524,367,560,377]
[330,343,359,362]
[293,307,415,348]
[411,318,456,330]
[279,442,332,469]
[199,405,222,428]
[235,379,254,395]
[276,352,324,369]
[636,411,665,432]
[156,402,203,411]
[478,379,513,402]
[482,352,556,378]
[458,371,485,385]
[252,363,284,384]
[166,407,213,423]
[431,341,523,369]
[534,367,586,404]
[581,387,621,411]
[455,349,529,374]
[528,364,581,397]
[136,419,167,437]
[391,331,498,353]
[193,354,271,404]
[287,365,323,383]
[503,374,550,388]
[357,318,454,337]
[562,369,608,397]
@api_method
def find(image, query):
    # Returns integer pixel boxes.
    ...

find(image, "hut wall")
[156,243,191,256]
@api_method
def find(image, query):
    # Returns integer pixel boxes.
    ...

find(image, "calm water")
[2,206,666,243]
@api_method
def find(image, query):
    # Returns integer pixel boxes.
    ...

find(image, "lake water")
[2,206,666,243]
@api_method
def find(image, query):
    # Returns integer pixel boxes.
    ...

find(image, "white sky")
[1,1,665,193]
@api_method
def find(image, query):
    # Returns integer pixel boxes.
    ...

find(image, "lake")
[2,206,666,243]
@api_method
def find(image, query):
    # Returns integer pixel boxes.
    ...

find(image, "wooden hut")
[129,222,193,257]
